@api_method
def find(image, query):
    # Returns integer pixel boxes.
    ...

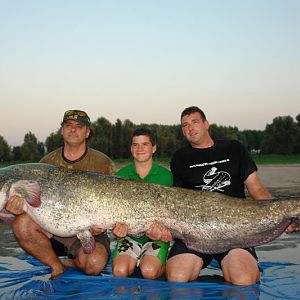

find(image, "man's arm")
[245,171,298,233]
[244,172,271,200]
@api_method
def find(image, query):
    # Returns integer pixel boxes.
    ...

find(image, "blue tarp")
[0,254,299,300]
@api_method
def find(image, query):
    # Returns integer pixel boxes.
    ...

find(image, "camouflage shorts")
[112,235,170,266]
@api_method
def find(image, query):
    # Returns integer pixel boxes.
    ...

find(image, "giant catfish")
[0,163,299,254]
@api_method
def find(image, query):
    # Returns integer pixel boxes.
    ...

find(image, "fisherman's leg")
[49,238,74,267]
[75,242,109,275]
[139,240,169,279]
[166,240,205,282]
[220,248,259,286]
[112,254,137,277]
[65,232,110,275]
[112,236,141,277]
[166,253,202,282]
[140,256,163,279]
[12,213,65,278]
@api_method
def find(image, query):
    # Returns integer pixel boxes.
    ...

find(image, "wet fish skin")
[0,163,299,254]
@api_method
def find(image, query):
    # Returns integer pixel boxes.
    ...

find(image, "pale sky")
[1,0,299,146]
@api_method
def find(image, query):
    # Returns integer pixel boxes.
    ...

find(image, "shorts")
[112,235,170,266]
[168,239,258,269]
[52,232,110,258]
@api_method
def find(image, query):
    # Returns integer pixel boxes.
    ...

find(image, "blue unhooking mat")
[0,254,299,300]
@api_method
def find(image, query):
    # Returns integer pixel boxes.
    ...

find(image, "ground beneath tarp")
[0,253,299,300]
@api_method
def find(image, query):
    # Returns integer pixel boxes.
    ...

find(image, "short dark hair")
[180,106,206,122]
[131,128,156,146]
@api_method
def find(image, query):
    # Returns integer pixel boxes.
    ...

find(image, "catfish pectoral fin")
[11,180,41,208]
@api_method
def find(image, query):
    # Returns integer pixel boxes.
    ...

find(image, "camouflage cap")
[62,110,91,127]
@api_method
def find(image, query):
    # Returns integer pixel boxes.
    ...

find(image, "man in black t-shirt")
[167,106,272,286]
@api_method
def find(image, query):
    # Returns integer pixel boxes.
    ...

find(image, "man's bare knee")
[166,269,191,282]
[141,265,162,280]
[76,255,106,275]
[75,244,108,275]
[112,265,131,277]
[229,272,259,286]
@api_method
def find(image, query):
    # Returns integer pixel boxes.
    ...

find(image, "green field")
[251,154,300,164]
[1,154,300,170]
[115,154,300,170]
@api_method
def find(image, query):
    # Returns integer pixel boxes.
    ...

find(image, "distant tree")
[20,132,44,161]
[154,124,169,157]
[39,113,300,159]
[12,146,22,161]
[122,119,135,158]
[44,130,63,153]
[37,142,45,157]
[209,124,239,140]
[174,124,187,149]
[153,124,179,157]
[242,130,265,152]
[293,113,300,153]
[90,117,113,156]
[261,116,299,154]
[209,124,247,146]
[0,135,12,162]
[112,119,124,159]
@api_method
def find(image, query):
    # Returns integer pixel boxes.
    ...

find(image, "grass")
[115,155,300,170]
[1,155,300,169]
[251,154,300,164]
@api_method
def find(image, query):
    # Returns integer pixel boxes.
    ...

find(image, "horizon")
[5,111,299,148]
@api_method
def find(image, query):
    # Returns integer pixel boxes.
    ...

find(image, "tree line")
[0,114,299,163]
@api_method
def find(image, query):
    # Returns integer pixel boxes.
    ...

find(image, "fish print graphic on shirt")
[195,167,231,192]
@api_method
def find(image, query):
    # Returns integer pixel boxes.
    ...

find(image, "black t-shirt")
[170,139,257,198]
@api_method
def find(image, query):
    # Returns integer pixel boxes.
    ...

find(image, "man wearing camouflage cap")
[6,109,115,278]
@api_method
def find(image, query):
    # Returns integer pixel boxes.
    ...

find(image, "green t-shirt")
[115,161,173,187]
[114,161,173,248]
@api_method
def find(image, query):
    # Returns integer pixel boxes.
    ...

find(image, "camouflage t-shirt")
[40,147,115,175]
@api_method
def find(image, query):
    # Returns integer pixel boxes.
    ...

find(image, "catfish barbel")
[0,163,299,254]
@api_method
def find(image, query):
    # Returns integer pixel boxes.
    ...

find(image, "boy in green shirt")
[112,128,173,279]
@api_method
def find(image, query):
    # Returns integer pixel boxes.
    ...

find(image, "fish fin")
[77,230,96,254]
[10,180,41,208]
[0,181,16,223]
[0,208,16,223]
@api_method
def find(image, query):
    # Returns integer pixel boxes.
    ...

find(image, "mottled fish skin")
[0,163,299,254]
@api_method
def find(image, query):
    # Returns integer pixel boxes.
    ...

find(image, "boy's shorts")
[112,235,170,266]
